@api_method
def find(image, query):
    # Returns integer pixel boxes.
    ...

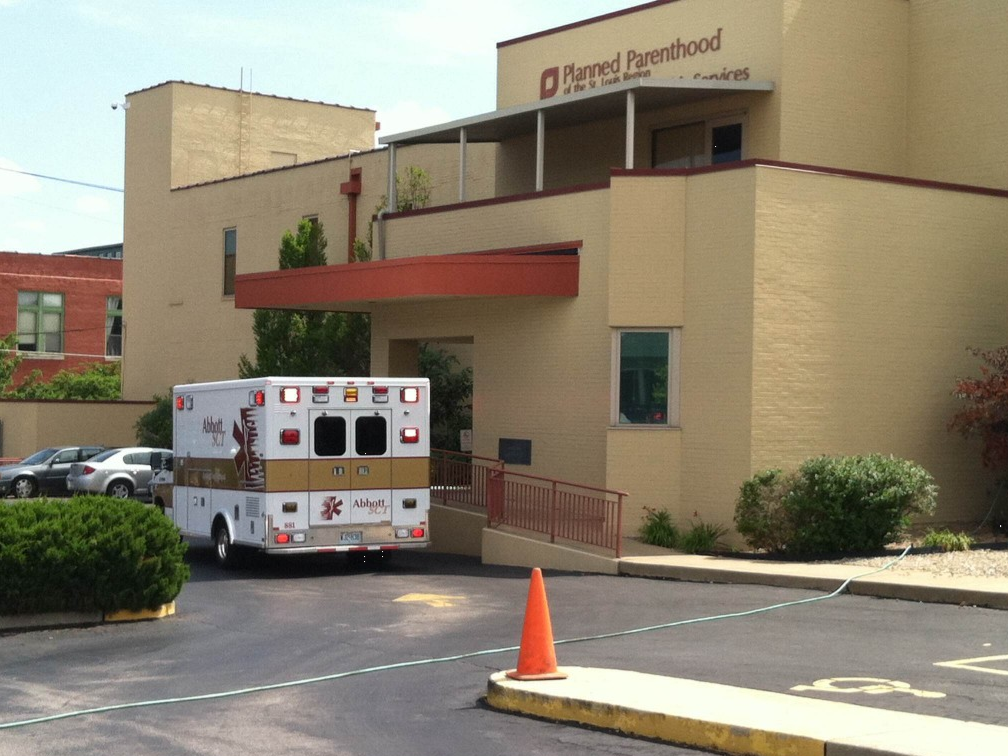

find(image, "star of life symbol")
[321,496,343,520]
[232,408,264,491]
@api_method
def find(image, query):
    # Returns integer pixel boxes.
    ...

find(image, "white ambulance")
[168,377,431,567]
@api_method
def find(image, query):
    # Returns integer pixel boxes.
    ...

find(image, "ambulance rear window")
[355,416,387,456]
[314,416,347,457]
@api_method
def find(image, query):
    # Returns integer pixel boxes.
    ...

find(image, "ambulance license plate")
[340,531,362,544]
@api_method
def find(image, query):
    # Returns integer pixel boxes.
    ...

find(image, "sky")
[0,0,631,255]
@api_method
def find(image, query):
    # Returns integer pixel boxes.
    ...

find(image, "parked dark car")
[0,446,106,499]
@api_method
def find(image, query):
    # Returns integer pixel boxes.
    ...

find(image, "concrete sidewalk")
[486,666,1008,756]
[618,552,1008,610]
[484,545,1008,756]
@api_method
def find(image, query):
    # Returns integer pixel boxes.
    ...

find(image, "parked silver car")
[0,446,106,498]
[66,447,172,499]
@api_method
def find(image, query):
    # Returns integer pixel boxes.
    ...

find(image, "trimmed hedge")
[735,454,938,557]
[0,496,189,615]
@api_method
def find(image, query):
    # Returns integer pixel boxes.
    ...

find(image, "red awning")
[234,250,579,312]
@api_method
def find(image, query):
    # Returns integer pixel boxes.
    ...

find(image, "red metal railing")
[430,449,626,557]
[429,450,504,509]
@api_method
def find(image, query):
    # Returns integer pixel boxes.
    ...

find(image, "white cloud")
[15,218,45,232]
[0,157,41,197]
[376,100,454,139]
[74,194,111,215]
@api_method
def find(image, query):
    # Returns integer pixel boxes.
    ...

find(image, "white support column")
[387,143,398,213]
[459,127,467,202]
[625,90,636,169]
[536,110,545,191]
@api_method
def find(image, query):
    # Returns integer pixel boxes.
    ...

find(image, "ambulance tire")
[213,521,241,569]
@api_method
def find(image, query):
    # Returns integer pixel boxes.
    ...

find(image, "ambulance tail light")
[400,427,420,444]
[395,527,426,539]
[400,386,420,403]
[249,389,266,407]
[280,387,300,404]
[275,533,291,544]
[280,428,300,445]
[176,396,185,410]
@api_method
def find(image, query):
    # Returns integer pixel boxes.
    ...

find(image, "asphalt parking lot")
[2,545,1006,755]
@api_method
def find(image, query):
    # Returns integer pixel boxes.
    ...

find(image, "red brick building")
[0,251,123,387]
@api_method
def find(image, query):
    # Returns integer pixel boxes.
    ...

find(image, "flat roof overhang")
[379,77,774,145]
[234,250,580,313]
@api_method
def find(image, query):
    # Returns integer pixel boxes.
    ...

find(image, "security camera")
[111,102,118,110]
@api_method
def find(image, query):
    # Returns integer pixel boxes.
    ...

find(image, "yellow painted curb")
[104,601,176,623]
[486,674,820,756]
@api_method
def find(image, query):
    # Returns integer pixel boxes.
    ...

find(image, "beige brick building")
[123,0,1008,539]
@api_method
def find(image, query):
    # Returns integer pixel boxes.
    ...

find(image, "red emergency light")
[400,387,420,403]
[400,427,420,443]
[280,428,300,445]
[279,387,300,403]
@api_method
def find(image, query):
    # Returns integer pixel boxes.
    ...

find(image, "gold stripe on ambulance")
[391,457,430,488]
[306,458,351,487]
[177,457,241,489]
[245,458,429,492]
[262,459,309,492]
[350,458,391,488]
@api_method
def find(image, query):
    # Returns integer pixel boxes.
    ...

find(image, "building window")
[652,118,743,168]
[106,296,123,357]
[653,122,706,169]
[223,228,237,296]
[17,291,64,354]
[711,122,743,164]
[612,329,681,426]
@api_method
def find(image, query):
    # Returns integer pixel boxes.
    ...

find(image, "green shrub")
[639,507,680,549]
[679,520,729,554]
[0,496,189,615]
[785,455,937,556]
[734,469,795,553]
[923,528,974,552]
[735,455,937,557]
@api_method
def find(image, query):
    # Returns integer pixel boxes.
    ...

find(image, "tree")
[355,166,433,260]
[0,333,23,393]
[2,359,121,400]
[949,345,1008,472]
[238,219,371,378]
[135,392,173,448]
[418,344,472,452]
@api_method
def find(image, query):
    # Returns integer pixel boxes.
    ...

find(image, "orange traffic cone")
[506,567,567,680]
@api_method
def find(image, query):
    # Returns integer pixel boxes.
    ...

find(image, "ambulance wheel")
[213,523,238,569]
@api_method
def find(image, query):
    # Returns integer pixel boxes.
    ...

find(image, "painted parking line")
[394,593,466,608]
[935,654,1008,677]
[791,677,945,698]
